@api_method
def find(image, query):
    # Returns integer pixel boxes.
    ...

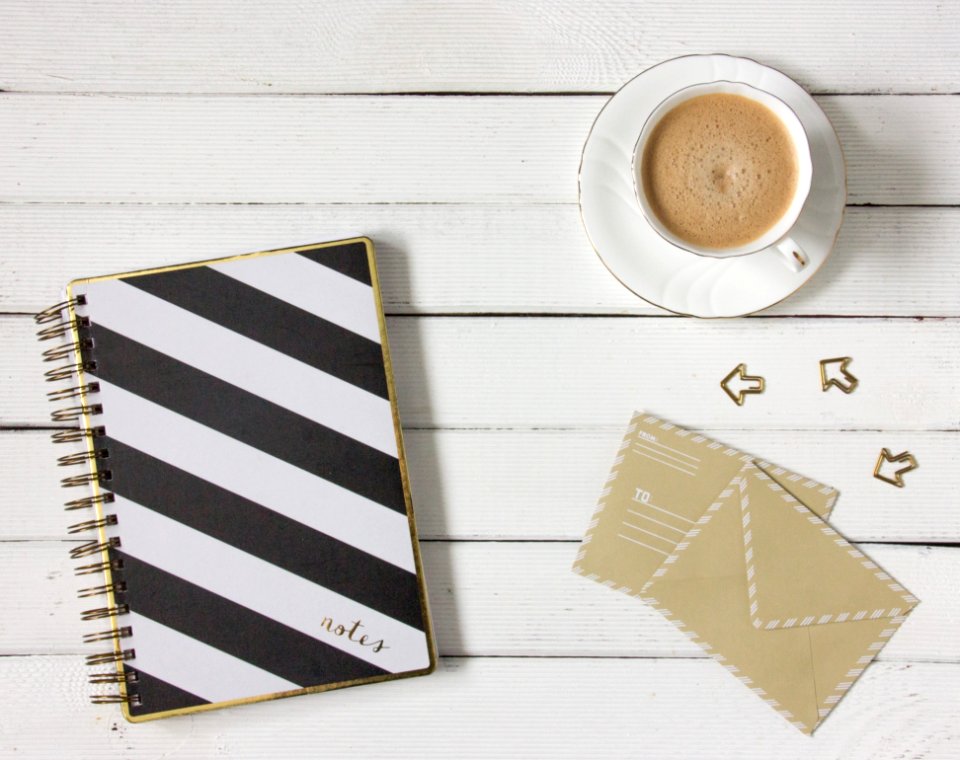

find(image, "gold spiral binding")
[67,514,118,535]
[78,582,127,600]
[34,295,86,325]
[61,471,111,488]
[84,625,133,644]
[48,382,101,402]
[35,316,90,341]
[52,426,105,445]
[85,648,135,665]
[50,403,103,423]
[45,361,97,382]
[37,296,137,709]
[74,557,124,576]
[89,669,138,685]
[70,537,121,560]
[64,492,115,511]
[58,448,109,467]
[91,693,140,706]
[81,605,130,623]
[42,339,93,363]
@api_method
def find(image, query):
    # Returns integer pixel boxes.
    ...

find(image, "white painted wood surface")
[1,205,958,316]
[1,2,957,757]
[5,316,958,428]
[7,429,959,542]
[1,657,956,759]
[3,541,956,661]
[3,0,958,94]
[1,95,958,204]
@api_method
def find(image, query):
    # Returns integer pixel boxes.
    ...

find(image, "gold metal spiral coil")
[83,625,132,644]
[48,382,100,402]
[90,693,140,706]
[42,338,93,363]
[58,448,109,467]
[34,295,86,325]
[35,316,90,341]
[45,361,97,382]
[74,557,124,576]
[77,582,127,600]
[70,537,121,561]
[61,471,111,488]
[67,514,118,535]
[85,648,135,665]
[51,426,105,444]
[89,669,138,685]
[81,605,130,623]
[64,492,115,511]
[50,403,103,423]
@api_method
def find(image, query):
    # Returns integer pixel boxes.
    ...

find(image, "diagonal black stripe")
[86,323,407,514]
[123,264,387,399]
[100,435,425,630]
[114,553,390,690]
[125,667,209,717]
[297,241,372,285]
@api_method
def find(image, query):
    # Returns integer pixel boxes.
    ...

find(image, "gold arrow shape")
[873,448,919,488]
[720,363,765,406]
[820,356,859,394]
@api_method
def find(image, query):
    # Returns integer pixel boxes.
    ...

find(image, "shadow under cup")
[632,81,813,272]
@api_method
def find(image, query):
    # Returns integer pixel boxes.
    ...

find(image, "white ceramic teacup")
[632,81,814,272]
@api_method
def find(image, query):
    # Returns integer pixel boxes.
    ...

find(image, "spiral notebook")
[37,238,435,722]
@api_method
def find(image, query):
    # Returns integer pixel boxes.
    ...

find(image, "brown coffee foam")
[641,93,798,249]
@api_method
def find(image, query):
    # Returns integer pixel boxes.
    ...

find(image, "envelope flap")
[738,464,918,630]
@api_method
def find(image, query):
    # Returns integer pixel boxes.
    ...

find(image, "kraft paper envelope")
[573,412,919,734]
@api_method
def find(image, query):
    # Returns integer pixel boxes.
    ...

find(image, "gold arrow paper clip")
[820,357,859,394]
[721,363,765,406]
[873,448,919,488]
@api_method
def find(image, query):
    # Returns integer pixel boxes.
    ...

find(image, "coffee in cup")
[633,81,813,271]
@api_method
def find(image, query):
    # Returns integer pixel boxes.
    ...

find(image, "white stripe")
[213,253,382,344]
[81,279,397,457]
[95,380,416,573]
[634,441,699,468]
[617,533,670,555]
[631,448,697,477]
[632,499,696,525]
[621,521,676,545]
[126,612,300,704]
[115,497,430,674]
[637,431,704,462]
[625,508,686,534]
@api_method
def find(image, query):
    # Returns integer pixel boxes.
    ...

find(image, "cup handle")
[775,237,808,272]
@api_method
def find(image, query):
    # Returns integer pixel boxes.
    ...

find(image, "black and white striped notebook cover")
[54,238,435,721]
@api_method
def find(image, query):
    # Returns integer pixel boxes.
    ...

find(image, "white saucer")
[578,55,846,318]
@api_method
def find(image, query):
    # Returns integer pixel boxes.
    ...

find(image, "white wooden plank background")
[1,657,956,759]
[2,541,955,661]
[1,205,958,317]
[1,1,958,758]
[5,316,958,428]
[3,0,958,94]
[7,429,958,542]
[1,95,958,204]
